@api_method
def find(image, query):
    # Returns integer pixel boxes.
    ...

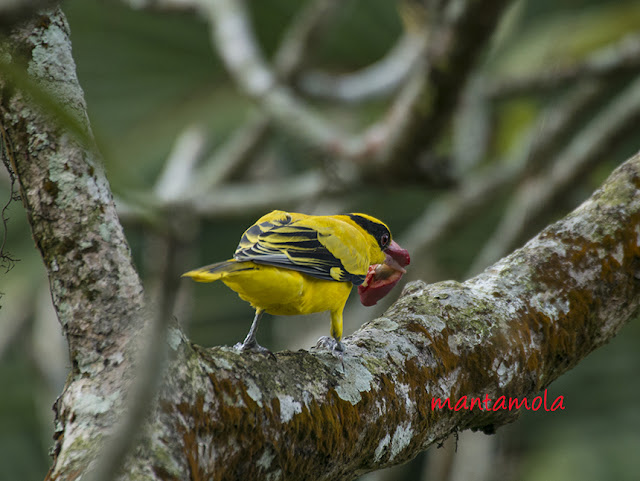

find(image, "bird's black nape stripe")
[347,214,391,249]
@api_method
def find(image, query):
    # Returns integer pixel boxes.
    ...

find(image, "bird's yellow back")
[234,210,388,284]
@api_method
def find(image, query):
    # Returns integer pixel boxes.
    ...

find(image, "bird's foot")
[234,341,277,361]
[315,336,345,371]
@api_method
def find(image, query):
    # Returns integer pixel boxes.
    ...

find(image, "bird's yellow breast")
[220,262,353,316]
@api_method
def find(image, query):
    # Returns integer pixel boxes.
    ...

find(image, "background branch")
[401,80,607,275]
[299,32,425,103]
[489,31,640,99]
[374,0,512,178]
[470,75,640,274]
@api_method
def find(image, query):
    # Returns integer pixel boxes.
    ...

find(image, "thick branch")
[124,153,639,480]
[1,8,144,366]
[1,8,147,478]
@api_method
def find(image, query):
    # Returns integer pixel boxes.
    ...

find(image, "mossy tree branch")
[2,7,640,481]
[119,152,639,481]
[1,8,146,479]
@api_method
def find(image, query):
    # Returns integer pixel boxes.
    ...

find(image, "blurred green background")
[1,0,640,480]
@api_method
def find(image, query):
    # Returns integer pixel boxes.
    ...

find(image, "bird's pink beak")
[358,240,410,306]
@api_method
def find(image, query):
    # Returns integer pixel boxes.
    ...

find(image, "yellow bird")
[183,210,410,356]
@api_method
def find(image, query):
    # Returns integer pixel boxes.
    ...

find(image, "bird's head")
[345,213,411,306]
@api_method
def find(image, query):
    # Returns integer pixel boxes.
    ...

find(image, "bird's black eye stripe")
[348,214,391,249]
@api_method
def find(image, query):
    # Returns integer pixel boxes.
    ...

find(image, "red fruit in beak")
[358,240,410,306]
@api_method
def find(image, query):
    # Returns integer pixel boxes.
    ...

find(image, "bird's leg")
[315,310,346,371]
[239,309,263,347]
[234,309,276,360]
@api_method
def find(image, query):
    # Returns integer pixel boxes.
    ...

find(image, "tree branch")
[374,0,512,178]
[0,0,58,29]
[187,0,338,195]
[120,0,339,218]
[298,33,424,103]
[488,32,640,99]
[1,7,145,364]
[469,75,640,274]
[401,80,607,272]
[49,148,640,479]
[124,0,509,185]
[119,151,640,481]
[86,235,180,481]
[1,7,147,477]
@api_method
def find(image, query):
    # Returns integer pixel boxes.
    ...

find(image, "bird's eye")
[381,233,390,247]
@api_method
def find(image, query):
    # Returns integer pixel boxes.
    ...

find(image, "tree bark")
[2,8,640,481]
[1,7,145,478]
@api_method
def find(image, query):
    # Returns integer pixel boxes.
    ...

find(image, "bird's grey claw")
[234,341,277,361]
[315,336,334,350]
[315,337,346,371]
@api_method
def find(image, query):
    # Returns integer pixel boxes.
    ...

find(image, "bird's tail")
[182,259,254,283]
